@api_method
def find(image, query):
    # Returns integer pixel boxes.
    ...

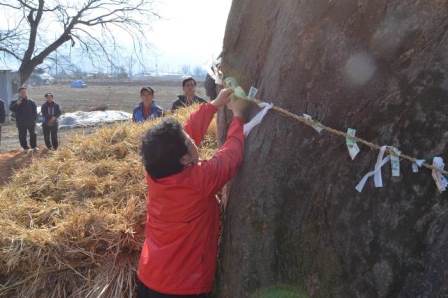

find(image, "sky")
[0,0,233,74]
[150,0,232,72]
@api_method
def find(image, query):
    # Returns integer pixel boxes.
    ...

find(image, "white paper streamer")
[374,146,389,187]
[412,159,425,173]
[207,63,223,85]
[346,128,360,160]
[303,114,323,133]
[432,157,448,192]
[390,147,401,177]
[248,86,258,99]
[356,146,390,192]
[243,102,273,137]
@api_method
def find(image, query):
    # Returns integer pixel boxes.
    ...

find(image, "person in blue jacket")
[133,87,164,123]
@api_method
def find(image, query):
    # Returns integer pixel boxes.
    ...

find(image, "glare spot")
[344,53,376,86]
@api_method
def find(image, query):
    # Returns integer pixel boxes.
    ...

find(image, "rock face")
[217,1,448,297]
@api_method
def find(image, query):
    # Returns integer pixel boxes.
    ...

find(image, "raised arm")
[183,103,217,145]
[199,116,245,196]
[184,89,234,145]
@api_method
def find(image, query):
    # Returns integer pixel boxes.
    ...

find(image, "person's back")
[137,89,245,297]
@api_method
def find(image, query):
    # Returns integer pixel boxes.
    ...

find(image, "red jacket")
[138,103,245,295]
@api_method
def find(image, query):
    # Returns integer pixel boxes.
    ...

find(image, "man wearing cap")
[9,87,38,151]
[133,87,164,123]
[41,92,62,150]
[171,77,207,112]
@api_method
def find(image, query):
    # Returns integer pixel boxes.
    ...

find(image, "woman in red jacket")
[138,89,245,298]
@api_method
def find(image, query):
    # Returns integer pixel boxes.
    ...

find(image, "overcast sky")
[151,0,232,71]
[0,0,233,73]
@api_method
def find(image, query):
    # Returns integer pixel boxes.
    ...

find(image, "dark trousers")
[18,124,36,149]
[136,279,209,298]
[43,123,58,150]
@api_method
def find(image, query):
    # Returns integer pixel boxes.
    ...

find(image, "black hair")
[182,77,196,87]
[141,118,188,179]
[140,87,154,96]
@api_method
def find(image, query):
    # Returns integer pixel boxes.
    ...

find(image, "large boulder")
[217,1,448,297]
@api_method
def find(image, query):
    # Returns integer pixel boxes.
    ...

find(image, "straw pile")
[0,106,218,298]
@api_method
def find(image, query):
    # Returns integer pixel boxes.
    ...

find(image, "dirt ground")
[0,148,49,185]
[1,80,206,151]
[0,80,207,185]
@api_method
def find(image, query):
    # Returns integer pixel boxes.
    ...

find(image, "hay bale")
[0,105,218,298]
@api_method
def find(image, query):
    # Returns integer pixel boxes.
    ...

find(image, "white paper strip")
[356,154,391,193]
[432,157,448,192]
[412,159,425,173]
[390,147,401,177]
[303,114,323,133]
[248,86,258,99]
[346,128,360,160]
[374,146,389,187]
[243,102,273,137]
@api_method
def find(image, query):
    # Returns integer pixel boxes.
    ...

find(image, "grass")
[0,105,217,298]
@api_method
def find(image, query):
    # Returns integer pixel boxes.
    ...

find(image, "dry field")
[0,80,206,152]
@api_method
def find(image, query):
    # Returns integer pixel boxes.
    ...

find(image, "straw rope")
[250,98,448,175]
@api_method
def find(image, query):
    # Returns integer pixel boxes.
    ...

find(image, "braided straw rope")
[249,98,448,176]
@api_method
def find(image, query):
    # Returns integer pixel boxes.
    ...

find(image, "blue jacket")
[132,102,163,123]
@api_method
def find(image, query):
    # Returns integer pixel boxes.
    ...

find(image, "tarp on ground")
[70,80,87,88]
[58,110,132,129]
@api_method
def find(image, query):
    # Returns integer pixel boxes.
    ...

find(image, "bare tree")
[0,0,156,85]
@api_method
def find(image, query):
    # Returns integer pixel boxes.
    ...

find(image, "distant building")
[0,70,17,118]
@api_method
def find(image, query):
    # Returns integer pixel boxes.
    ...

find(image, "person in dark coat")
[9,87,38,151]
[132,87,164,123]
[41,92,62,150]
[0,98,5,147]
[171,77,207,111]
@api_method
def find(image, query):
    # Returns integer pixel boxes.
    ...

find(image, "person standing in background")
[0,98,5,148]
[171,77,207,111]
[41,92,62,150]
[9,87,38,151]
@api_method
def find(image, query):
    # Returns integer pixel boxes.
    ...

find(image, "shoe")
[21,148,30,153]
[32,148,40,153]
